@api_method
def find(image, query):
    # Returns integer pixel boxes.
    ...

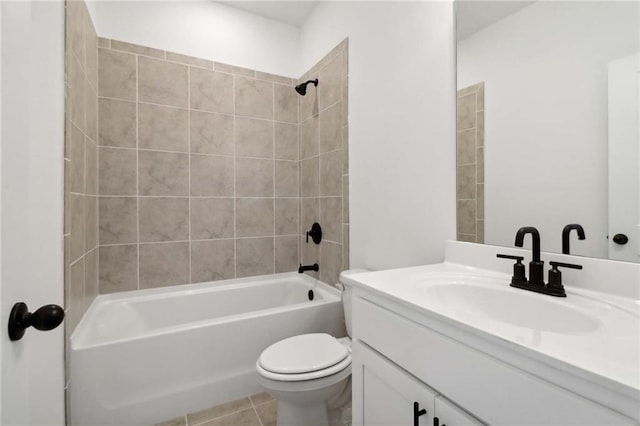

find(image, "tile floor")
[155,393,276,426]
[154,391,352,426]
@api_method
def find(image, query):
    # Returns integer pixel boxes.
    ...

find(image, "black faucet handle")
[496,254,524,261]
[497,254,526,284]
[549,261,583,270]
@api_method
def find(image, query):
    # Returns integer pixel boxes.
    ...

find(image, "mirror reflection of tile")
[456,82,484,244]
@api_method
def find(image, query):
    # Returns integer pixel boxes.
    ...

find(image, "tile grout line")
[248,396,264,426]
[135,53,141,291]
[272,81,276,275]
[188,65,192,284]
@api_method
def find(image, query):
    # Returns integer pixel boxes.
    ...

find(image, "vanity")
[343,241,640,425]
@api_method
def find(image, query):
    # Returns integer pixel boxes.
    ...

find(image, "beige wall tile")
[98,48,136,101]
[98,98,136,147]
[110,39,164,58]
[343,224,349,270]
[477,220,485,243]
[99,197,137,245]
[191,239,235,283]
[99,147,137,195]
[235,158,273,197]
[166,51,213,69]
[235,76,273,120]
[300,116,319,159]
[457,129,476,165]
[85,139,98,195]
[236,237,274,278]
[319,149,342,196]
[191,198,234,240]
[138,57,188,108]
[274,83,298,123]
[67,1,85,65]
[70,54,85,129]
[300,198,319,234]
[318,55,342,110]
[319,241,341,285]
[342,126,349,174]
[342,75,348,126]
[215,62,255,77]
[275,161,298,197]
[319,102,342,154]
[457,93,476,131]
[320,197,342,243]
[138,103,188,152]
[457,199,476,235]
[477,147,484,183]
[85,196,98,250]
[299,83,318,121]
[69,124,85,193]
[69,194,85,262]
[275,198,298,235]
[190,155,234,196]
[301,236,319,280]
[139,151,189,196]
[190,111,233,155]
[236,198,274,237]
[477,110,484,147]
[139,242,189,288]
[477,183,484,220]
[187,398,252,425]
[69,257,85,317]
[85,81,98,141]
[99,244,138,293]
[139,197,189,242]
[300,157,319,197]
[98,37,110,48]
[235,117,274,158]
[84,249,98,311]
[275,236,298,271]
[343,175,349,222]
[477,83,485,111]
[190,68,233,114]
[456,165,476,200]
[256,71,292,86]
[274,123,298,160]
[457,233,476,243]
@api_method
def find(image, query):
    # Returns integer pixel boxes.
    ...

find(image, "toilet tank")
[339,269,368,338]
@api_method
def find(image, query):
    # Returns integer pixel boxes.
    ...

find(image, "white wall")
[301,1,457,271]
[457,1,638,258]
[87,1,300,77]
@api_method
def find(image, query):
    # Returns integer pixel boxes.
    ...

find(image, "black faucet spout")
[562,224,585,255]
[298,263,319,273]
[515,226,541,262]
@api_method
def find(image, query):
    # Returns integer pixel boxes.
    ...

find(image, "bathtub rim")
[71,272,343,350]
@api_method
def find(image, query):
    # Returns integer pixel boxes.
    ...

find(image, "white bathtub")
[70,272,346,425]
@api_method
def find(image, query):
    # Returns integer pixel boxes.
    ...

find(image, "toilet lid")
[258,333,348,374]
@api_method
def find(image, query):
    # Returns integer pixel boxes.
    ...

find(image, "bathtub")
[70,272,346,425]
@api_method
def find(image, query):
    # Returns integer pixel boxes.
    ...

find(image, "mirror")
[455,0,639,263]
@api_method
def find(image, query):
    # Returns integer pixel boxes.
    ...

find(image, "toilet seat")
[257,333,352,382]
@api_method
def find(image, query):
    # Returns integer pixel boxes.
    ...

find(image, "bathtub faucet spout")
[298,263,319,273]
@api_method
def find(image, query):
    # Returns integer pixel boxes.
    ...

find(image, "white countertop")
[344,244,640,412]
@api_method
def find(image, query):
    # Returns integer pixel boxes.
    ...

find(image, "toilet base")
[277,399,329,426]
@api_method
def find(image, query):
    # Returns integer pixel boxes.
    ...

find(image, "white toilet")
[255,270,362,426]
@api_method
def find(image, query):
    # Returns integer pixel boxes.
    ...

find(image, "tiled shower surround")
[456,82,484,243]
[95,38,349,293]
[64,0,99,335]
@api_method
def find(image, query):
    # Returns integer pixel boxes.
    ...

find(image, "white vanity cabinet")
[351,292,636,426]
[355,338,482,426]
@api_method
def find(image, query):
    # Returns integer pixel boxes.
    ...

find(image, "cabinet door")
[434,395,483,426]
[354,340,437,426]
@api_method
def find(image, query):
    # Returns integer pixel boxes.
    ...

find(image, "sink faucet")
[514,226,544,286]
[562,224,585,255]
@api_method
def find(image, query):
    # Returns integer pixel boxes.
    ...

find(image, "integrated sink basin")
[419,279,600,333]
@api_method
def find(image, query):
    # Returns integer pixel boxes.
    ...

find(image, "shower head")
[295,79,319,96]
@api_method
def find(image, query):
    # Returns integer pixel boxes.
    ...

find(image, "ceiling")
[217,1,318,27]
[216,1,535,36]
[456,0,536,40]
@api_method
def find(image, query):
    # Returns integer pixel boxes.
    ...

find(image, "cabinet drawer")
[353,297,634,425]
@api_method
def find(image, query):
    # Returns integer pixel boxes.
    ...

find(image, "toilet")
[255,270,363,426]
